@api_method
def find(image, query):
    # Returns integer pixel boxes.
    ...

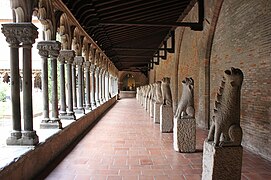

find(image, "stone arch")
[82,37,90,61]
[58,13,72,50]
[72,27,83,56]
[10,0,38,22]
[119,71,148,90]
[35,0,55,40]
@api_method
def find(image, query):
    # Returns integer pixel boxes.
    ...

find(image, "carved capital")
[74,56,84,66]
[90,65,96,73]
[84,61,91,68]
[37,41,61,58]
[2,23,38,45]
[95,66,100,74]
[59,50,75,64]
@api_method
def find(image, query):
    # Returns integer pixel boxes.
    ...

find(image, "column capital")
[37,41,61,58]
[59,50,75,64]
[84,61,91,68]
[95,66,100,73]
[74,56,84,66]
[2,23,38,45]
[90,64,96,72]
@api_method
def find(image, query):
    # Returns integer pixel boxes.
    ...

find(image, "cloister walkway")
[43,98,271,180]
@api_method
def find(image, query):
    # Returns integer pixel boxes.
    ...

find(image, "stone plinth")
[160,105,173,132]
[150,100,154,118]
[173,118,196,152]
[154,103,162,123]
[202,141,243,180]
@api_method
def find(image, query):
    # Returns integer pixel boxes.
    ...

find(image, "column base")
[95,100,100,107]
[173,117,196,153]
[7,131,39,146]
[154,103,162,123]
[202,140,243,180]
[91,102,96,109]
[85,104,92,111]
[21,131,39,145]
[40,119,62,129]
[160,105,173,133]
[6,130,22,145]
[74,108,85,114]
[60,112,76,120]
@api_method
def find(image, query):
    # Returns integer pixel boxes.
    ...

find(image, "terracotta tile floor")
[44,98,271,180]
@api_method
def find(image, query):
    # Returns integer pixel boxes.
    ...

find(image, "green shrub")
[0,82,9,102]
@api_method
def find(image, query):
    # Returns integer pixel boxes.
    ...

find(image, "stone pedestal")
[173,117,196,152]
[150,100,154,118]
[202,141,243,180]
[154,103,162,123]
[160,105,173,132]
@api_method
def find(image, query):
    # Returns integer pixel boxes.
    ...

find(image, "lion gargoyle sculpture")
[161,77,172,106]
[174,77,195,119]
[207,67,244,147]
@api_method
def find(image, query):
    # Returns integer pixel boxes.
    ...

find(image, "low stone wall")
[0,97,117,180]
[119,91,136,98]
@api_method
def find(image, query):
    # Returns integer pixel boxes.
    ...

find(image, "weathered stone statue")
[174,77,195,119]
[155,81,163,104]
[207,67,243,147]
[160,77,173,132]
[173,77,196,153]
[202,67,244,180]
[161,77,172,106]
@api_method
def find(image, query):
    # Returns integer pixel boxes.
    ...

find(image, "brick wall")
[150,0,271,160]
[211,0,271,160]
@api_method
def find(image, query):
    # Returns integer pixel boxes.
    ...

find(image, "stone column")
[2,24,22,145]
[105,72,109,101]
[58,56,67,117]
[99,69,104,104]
[74,56,85,114]
[66,51,76,119]
[108,75,112,98]
[84,61,91,110]
[72,62,77,110]
[21,24,39,144]
[90,65,96,109]
[95,67,100,106]
[58,50,76,120]
[2,23,41,144]
[37,41,53,127]
[49,41,62,129]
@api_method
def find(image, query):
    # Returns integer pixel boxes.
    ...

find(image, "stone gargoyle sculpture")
[207,67,244,147]
[161,77,172,106]
[155,81,163,104]
[174,77,195,119]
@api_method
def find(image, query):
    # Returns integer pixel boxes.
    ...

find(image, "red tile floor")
[44,98,271,180]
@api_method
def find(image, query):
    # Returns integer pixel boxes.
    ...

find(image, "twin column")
[2,23,39,145]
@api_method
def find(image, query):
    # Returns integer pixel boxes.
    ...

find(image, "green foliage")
[0,81,9,102]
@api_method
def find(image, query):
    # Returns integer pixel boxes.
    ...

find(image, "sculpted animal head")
[162,77,170,84]
[224,67,243,88]
[182,77,194,92]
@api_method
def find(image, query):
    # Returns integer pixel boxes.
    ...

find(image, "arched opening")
[122,73,135,91]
